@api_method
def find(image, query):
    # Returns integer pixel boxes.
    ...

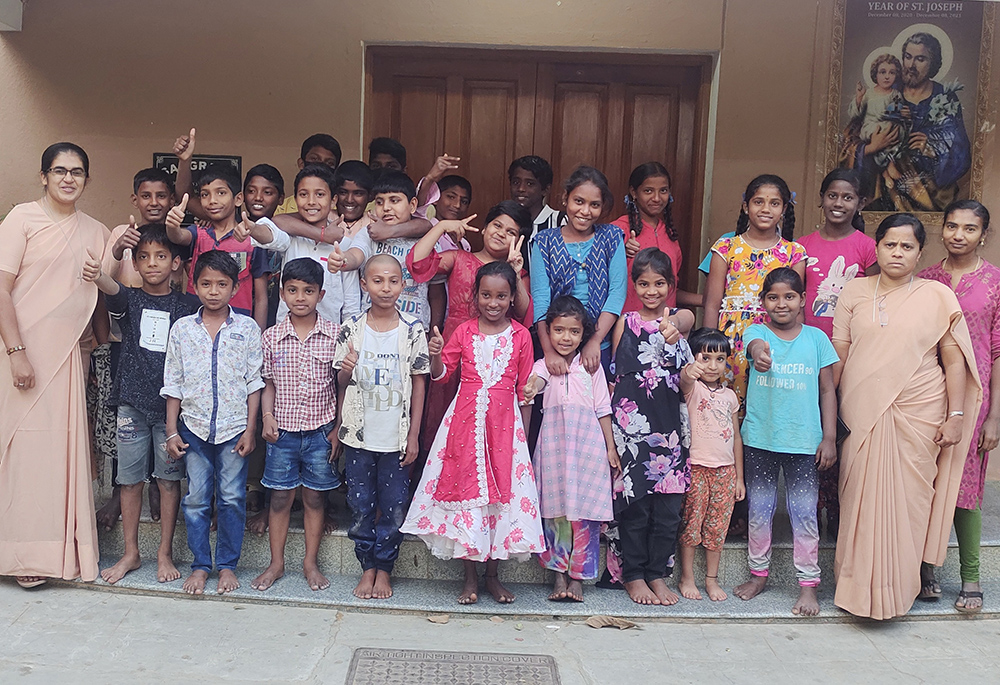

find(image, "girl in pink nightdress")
[401,261,543,605]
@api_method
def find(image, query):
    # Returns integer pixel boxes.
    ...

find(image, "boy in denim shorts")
[251,258,341,592]
[82,224,194,585]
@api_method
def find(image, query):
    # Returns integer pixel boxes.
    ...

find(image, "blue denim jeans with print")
[345,446,410,572]
[180,423,249,573]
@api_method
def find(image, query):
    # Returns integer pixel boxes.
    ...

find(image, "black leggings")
[617,493,684,584]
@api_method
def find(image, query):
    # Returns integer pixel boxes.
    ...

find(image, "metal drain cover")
[346,648,560,684]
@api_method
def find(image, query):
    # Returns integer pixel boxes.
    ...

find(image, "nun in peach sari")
[0,143,108,586]
[832,213,981,620]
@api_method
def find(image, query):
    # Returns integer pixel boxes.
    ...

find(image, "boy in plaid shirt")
[251,258,340,592]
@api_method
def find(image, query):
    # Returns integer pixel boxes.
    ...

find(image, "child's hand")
[507,235,525,274]
[327,426,342,464]
[735,478,746,502]
[82,250,102,282]
[625,230,641,258]
[428,326,444,356]
[401,432,420,466]
[327,242,346,273]
[427,154,460,183]
[166,193,189,231]
[234,428,255,457]
[544,351,569,376]
[233,215,256,242]
[815,438,837,471]
[113,216,142,260]
[438,215,479,245]
[173,128,196,161]
[166,434,188,459]
[607,445,621,472]
[522,372,540,404]
[340,341,359,375]
[366,211,392,242]
[659,307,680,345]
[262,413,279,443]
[681,359,705,383]
[752,340,772,372]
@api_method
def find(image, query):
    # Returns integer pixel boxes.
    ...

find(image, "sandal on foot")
[918,578,942,601]
[16,577,47,589]
[955,590,983,614]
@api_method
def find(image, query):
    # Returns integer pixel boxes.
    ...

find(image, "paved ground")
[1,581,998,684]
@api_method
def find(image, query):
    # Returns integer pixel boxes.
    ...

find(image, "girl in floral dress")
[608,248,695,606]
[401,261,543,605]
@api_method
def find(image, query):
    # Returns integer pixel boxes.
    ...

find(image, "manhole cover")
[345,648,560,684]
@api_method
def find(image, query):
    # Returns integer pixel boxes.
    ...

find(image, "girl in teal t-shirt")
[733,267,839,617]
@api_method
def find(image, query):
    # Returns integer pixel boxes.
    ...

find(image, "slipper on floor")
[918,579,942,601]
[955,590,983,614]
[16,578,46,589]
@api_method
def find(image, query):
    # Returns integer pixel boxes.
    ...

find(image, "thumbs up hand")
[82,249,102,282]
[625,230,641,258]
[327,242,346,273]
[428,326,444,356]
[112,215,142,260]
[340,341,359,375]
[660,307,681,345]
[681,358,706,384]
[234,213,256,242]
[166,193,189,232]
[174,128,196,161]
[752,340,773,373]
[522,372,541,404]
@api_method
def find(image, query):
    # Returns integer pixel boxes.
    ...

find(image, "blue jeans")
[345,446,410,572]
[180,423,249,573]
[261,423,340,491]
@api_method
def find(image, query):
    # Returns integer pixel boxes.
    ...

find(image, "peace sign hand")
[166,193,189,231]
[507,235,525,273]
[438,214,479,245]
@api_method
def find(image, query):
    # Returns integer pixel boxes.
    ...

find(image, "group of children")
[91,128,867,615]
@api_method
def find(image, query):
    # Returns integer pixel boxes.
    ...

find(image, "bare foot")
[251,562,284,591]
[156,553,181,583]
[95,490,121,531]
[484,575,515,603]
[148,479,161,522]
[246,506,269,534]
[734,575,767,601]
[217,569,240,594]
[792,585,820,616]
[678,574,703,600]
[372,570,393,599]
[183,569,208,595]
[353,568,376,599]
[705,576,728,601]
[565,578,584,602]
[246,489,264,514]
[624,579,661,605]
[648,578,679,606]
[548,572,569,601]
[100,552,141,584]
[458,572,479,604]
[323,505,338,534]
[304,562,330,592]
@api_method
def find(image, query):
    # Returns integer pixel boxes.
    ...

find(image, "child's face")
[41,151,87,205]
[742,184,784,234]
[821,180,861,229]
[280,278,324,319]
[509,167,547,212]
[548,315,584,359]
[631,175,670,221]
[436,186,471,221]
[336,181,370,222]
[360,262,404,311]
[295,177,333,226]
[194,266,237,312]
[564,181,604,235]
[370,154,403,172]
[482,213,520,259]
[633,267,672,313]
[300,146,339,169]
[694,350,727,383]
[244,176,283,220]
[477,274,512,324]
[132,181,174,224]
[133,241,180,288]
[876,62,898,90]
[199,179,241,223]
[374,192,417,225]
[762,282,803,327]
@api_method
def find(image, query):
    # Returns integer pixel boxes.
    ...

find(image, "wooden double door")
[365,47,712,290]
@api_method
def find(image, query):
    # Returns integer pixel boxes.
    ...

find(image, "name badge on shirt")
[139,309,171,353]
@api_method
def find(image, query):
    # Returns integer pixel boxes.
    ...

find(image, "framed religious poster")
[825,0,995,225]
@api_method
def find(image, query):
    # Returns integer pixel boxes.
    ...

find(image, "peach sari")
[0,201,107,581]
[832,277,981,619]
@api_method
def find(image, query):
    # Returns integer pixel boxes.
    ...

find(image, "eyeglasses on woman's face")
[46,167,87,180]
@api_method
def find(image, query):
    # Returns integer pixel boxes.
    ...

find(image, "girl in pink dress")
[523,296,619,603]
[401,261,543,605]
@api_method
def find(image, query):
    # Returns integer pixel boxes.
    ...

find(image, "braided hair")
[736,174,795,241]
[625,162,678,242]
[820,168,866,232]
